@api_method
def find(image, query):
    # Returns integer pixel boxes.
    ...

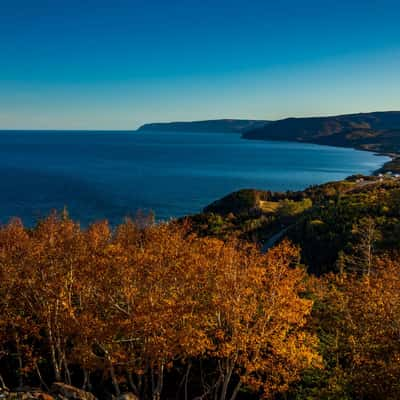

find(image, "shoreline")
[240,134,399,177]
[0,131,395,227]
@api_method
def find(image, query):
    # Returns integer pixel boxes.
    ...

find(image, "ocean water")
[0,130,390,226]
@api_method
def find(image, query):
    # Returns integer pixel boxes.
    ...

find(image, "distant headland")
[139,111,400,174]
[137,119,270,133]
[242,111,400,153]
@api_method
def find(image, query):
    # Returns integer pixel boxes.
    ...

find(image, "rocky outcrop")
[0,388,54,400]
[50,383,97,400]
[116,394,139,400]
[0,384,99,400]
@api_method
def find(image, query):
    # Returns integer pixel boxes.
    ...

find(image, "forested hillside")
[189,174,400,274]
[243,111,400,154]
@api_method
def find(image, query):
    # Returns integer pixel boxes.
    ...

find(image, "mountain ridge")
[242,111,400,154]
[137,119,270,133]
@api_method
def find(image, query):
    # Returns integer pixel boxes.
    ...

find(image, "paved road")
[261,226,291,253]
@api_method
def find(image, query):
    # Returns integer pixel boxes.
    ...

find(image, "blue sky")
[1,0,399,129]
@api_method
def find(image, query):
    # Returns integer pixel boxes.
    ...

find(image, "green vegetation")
[188,174,400,274]
[377,155,400,174]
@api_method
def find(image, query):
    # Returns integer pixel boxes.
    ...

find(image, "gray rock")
[117,394,139,400]
[51,384,97,400]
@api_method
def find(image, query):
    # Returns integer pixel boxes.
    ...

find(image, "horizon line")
[1,109,400,131]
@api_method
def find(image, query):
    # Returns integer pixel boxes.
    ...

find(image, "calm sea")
[0,130,390,226]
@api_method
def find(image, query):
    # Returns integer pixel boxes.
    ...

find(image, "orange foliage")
[0,215,319,399]
[314,255,400,399]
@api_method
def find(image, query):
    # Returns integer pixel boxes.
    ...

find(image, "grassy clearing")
[259,200,280,213]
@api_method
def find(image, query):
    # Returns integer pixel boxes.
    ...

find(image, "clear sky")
[1,0,400,130]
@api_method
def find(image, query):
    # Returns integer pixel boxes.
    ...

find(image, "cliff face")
[242,111,400,153]
[137,119,270,133]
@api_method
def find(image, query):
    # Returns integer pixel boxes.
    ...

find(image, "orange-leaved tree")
[200,239,320,400]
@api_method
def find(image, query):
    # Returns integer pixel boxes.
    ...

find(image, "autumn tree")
[199,240,320,400]
[348,216,381,276]
[0,214,320,399]
[305,254,400,400]
[0,218,33,388]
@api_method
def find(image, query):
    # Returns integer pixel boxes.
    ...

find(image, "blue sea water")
[0,130,390,226]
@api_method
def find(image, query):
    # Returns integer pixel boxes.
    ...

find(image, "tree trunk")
[63,352,71,385]
[214,362,223,400]
[229,381,242,400]
[220,360,234,400]
[48,321,61,381]
[184,361,192,400]
[0,373,7,390]
[152,364,164,400]
[15,335,24,389]
[109,361,121,396]
[127,370,140,396]
[34,360,49,391]
[82,369,89,390]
